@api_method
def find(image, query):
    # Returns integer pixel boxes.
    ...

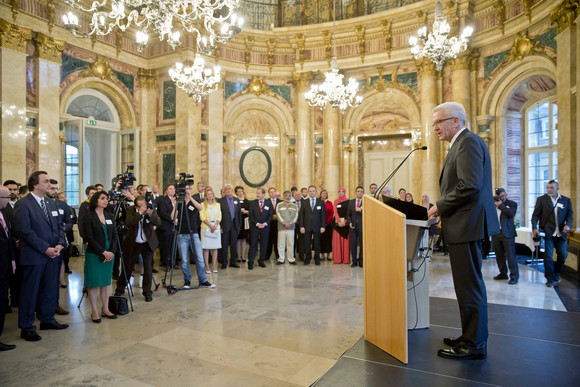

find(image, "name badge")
[264,206,269,210]
[145,219,150,224]
[188,205,195,212]
[234,201,238,205]
[105,219,113,225]
[70,215,74,219]
[58,209,64,215]
[557,203,564,209]
[337,204,342,208]
[316,206,321,210]
[51,211,58,217]
[240,200,244,203]
[280,207,287,211]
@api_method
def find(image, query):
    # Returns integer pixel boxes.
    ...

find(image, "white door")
[364,151,412,197]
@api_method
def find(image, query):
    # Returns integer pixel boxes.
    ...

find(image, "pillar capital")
[0,19,31,53]
[550,0,579,34]
[137,68,158,89]
[451,50,472,72]
[292,71,312,90]
[35,32,65,64]
[415,58,437,78]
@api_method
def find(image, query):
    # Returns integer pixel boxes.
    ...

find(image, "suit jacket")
[1,204,18,246]
[249,199,273,229]
[66,205,77,243]
[346,198,363,230]
[83,211,119,259]
[157,195,175,231]
[0,211,16,278]
[219,196,242,233]
[13,194,65,265]
[531,194,574,239]
[495,199,517,239]
[193,193,205,203]
[436,129,500,244]
[122,206,161,257]
[298,197,326,232]
[51,198,73,248]
[78,200,90,240]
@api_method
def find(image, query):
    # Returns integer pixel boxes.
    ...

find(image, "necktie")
[260,200,263,213]
[40,198,50,221]
[0,213,8,238]
[311,198,315,210]
[357,199,361,209]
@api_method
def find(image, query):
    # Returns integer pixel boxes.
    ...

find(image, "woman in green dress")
[83,191,119,323]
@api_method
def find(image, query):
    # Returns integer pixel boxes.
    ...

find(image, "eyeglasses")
[0,196,11,199]
[432,117,455,128]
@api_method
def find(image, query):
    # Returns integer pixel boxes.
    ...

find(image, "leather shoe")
[92,317,102,323]
[229,263,240,268]
[114,290,124,297]
[438,345,486,360]
[508,279,518,285]
[221,264,228,270]
[358,262,363,268]
[289,261,297,265]
[304,261,310,266]
[145,295,152,302]
[276,261,284,265]
[248,265,254,270]
[102,312,118,319]
[258,262,266,268]
[351,263,357,268]
[493,274,509,280]
[0,341,16,351]
[40,322,69,330]
[152,268,159,273]
[443,337,463,347]
[315,261,321,266]
[55,306,69,315]
[21,331,42,341]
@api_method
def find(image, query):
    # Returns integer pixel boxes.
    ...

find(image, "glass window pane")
[552,103,558,145]
[553,151,558,180]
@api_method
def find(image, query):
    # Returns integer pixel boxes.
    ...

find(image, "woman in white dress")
[199,187,222,273]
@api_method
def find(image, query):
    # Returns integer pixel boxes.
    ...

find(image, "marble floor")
[0,252,572,386]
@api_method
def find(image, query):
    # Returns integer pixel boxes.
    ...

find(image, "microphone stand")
[374,146,427,200]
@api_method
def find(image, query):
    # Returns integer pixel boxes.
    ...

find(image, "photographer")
[157,184,177,268]
[175,185,215,289]
[492,188,519,284]
[114,195,161,302]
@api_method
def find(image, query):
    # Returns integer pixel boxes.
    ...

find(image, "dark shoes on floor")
[289,261,297,265]
[248,265,254,270]
[0,341,16,351]
[55,306,69,315]
[145,295,153,302]
[221,264,228,270]
[40,322,69,330]
[21,331,42,341]
[114,290,125,297]
[508,279,518,285]
[351,263,357,268]
[493,274,509,280]
[229,263,240,268]
[258,262,266,268]
[438,345,486,360]
[443,337,463,347]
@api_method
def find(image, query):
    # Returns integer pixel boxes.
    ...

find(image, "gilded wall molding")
[267,38,277,74]
[506,31,543,62]
[523,0,534,22]
[0,19,31,53]
[415,58,437,77]
[322,30,332,67]
[374,67,388,92]
[241,77,274,97]
[494,0,506,35]
[295,33,305,70]
[550,0,580,34]
[82,55,115,81]
[292,71,312,90]
[355,25,365,63]
[451,50,472,71]
[244,36,254,72]
[115,30,123,57]
[35,32,65,63]
[11,0,19,21]
[47,0,56,34]
[381,20,392,59]
[469,49,480,72]
[137,68,157,89]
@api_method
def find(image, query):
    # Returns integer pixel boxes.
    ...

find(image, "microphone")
[374,146,428,199]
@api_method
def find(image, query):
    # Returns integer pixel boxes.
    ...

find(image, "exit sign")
[88,119,97,126]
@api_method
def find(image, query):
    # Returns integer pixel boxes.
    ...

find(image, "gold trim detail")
[494,0,506,35]
[381,20,392,59]
[550,0,579,34]
[506,31,543,62]
[47,0,56,34]
[267,38,277,74]
[292,71,312,90]
[11,0,19,21]
[415,58,437,77]
[35,32,65,63]
[244,36,254,72]
[0,19,31,53]
[82,55,115,81]
[322,30,332,67]
[241,77,274,97]
[523,0,534,22]
[451,50,471,71]
[355,25,365,63]
[138,68,157,89]
[295,33,305,70]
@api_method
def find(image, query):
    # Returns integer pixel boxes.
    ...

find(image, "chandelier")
[304,0,362,112]
[62,0,244,53]
[169,55,220,105]
[408,0,473,71]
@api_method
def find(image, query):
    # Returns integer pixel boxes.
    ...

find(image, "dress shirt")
[448,128,467,150]
[227,196,235,220]
[550,194,562,237]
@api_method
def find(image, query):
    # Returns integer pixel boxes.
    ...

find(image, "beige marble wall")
[208,88,224,190]
[0,47,28,182]
[323,107,340,201]
[136,85,157,185]
[175,89,201,175]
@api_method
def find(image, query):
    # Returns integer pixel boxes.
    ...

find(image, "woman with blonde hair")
[199,187,222,273]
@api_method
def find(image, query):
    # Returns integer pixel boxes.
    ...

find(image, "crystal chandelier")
[408,0,473,71]
[62,0,244,53]
[304,0,362,112]
[169,55,220,104]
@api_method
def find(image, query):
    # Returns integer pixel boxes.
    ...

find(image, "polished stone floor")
[0,251,572,386]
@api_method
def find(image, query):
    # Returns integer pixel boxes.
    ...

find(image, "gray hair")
[224,184,233,190]
[283,190,291,196]
[433,102,466,126]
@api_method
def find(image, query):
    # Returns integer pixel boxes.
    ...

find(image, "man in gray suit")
[428,102,499,360]
[492,188,519,284]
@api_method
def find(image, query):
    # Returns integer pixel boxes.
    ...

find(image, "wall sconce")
[412,127,422,148]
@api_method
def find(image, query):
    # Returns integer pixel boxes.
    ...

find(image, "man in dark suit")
[14,171,68,342]
[491,188,519,284]
[531,180,574,287]
[293,191,305,261]
[219,184,242,269]
[347,186,364,268]
[77,185,97,242]
[265,187,280,261]
[3,180,21,308]
[115,195,161,302]
[57,192,77,267]
[248,188,272,270]
[0,186,17,350]
[428,102,499,360]
[157,184,176,268]
[298,185,326,266]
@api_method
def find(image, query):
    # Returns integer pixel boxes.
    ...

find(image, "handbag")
[108,295,129,315]
[205,227,219,239]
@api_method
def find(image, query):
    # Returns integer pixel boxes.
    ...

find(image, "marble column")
[136,68,157,185]
[417,59,440,201]
[451,51,472,130]
[323,106,340,200]
[0,20,31,182]
[341,141,352,198]
[35,33,65,181]
[208,83,224,189]
[175,89,201,176]
[293,72,312,188]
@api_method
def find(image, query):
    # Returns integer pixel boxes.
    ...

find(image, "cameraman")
[175,185,215,289]
[492,188,519,284]
[114,195,161,302]
[157,184,176,268]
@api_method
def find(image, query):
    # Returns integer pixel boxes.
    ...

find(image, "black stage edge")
[313,297,580,387]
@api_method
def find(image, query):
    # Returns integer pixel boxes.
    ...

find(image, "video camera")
[145,188,157,210]
[175,172,195,199]
[110,166,136,201]
[494,188,504,202]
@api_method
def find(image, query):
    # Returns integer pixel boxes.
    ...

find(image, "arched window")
[524,99,558,227]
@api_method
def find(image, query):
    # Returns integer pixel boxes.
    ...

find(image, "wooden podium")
[362,195,436,364]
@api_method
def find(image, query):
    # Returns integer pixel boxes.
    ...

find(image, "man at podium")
[428,102,500,360]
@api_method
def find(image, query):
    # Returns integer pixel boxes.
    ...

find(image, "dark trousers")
[117,243,154,296]
[448,240,488,349]
[350,226,363,265]
[55,254,63,305]
[266,221,279,260]
[0,259,10,336]
[543,235,568,282]
[295,230,304,260]
[19,259,60,331]
[248,227,269,266]
[159,229,173,267]
[112,249,121,276]
[62,243,71,271]
[492,234,518,280]
[303,230,321,264]
[221,226,239,266]
[9,258,22,307]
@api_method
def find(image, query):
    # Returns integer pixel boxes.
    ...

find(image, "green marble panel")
[290,138,296,146]
[162,80,176,120]
[397,72,417,92]
[268,85,292,104]
[224,81,248,100]
[156,134,176,142]
[112,70,134,95]
[369,74,392,85]
[61,54,90,80]
[535,28,557,51]
[162,153,175,191]
[315,137,323,144]
[484,50,509,80]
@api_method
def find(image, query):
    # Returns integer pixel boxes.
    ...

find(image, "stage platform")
[314,297,580,387]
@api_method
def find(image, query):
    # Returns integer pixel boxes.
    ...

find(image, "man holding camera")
[115,195,161,302]
[531,180,574,288]
[491,188,519,285]
[157,184,177,268]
